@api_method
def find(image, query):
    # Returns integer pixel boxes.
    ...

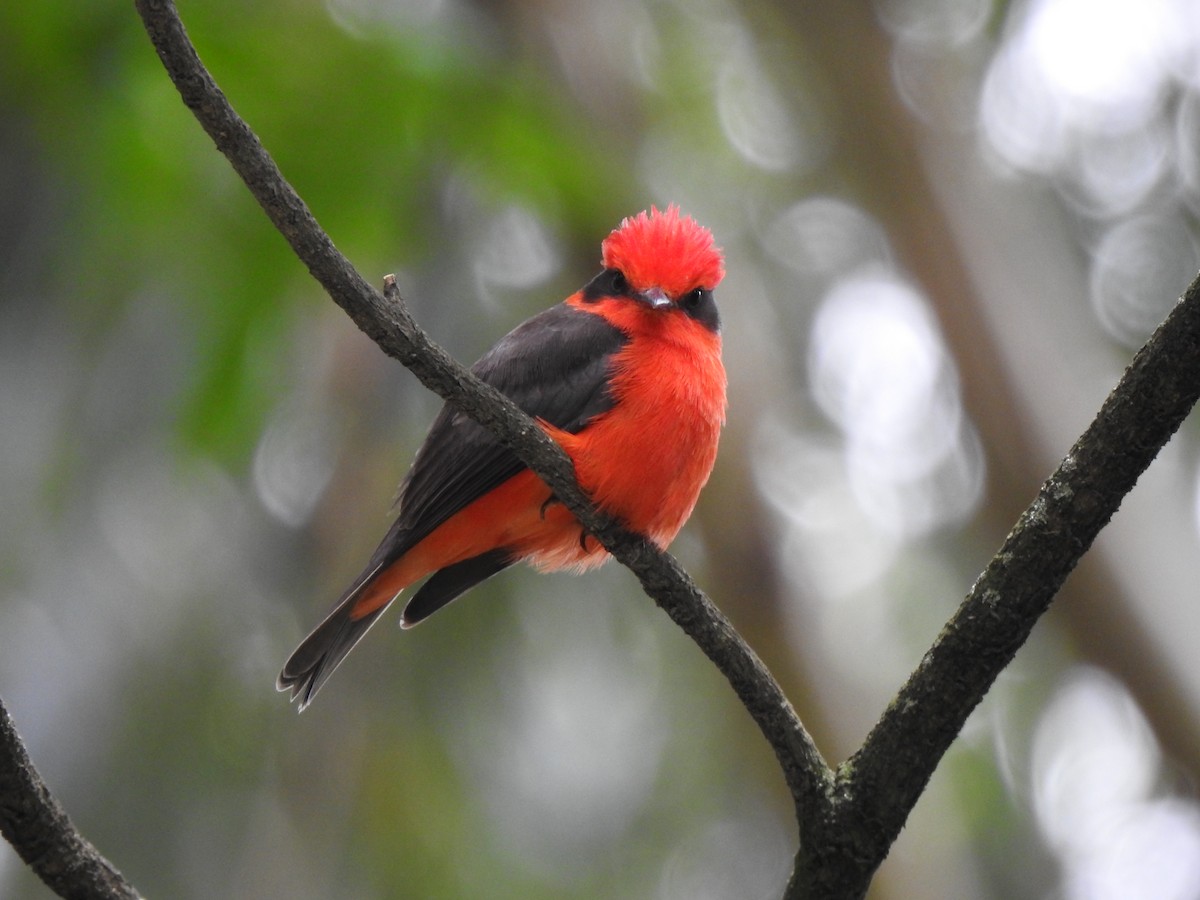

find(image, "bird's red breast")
[554,292,725,552]
[278,205,726,708]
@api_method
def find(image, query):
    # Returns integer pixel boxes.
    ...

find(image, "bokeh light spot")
[808,271,983,537]
[1033,669,1200,900]
[1089,211,1199,348]
[253,397,339,528]
[874,0,991,48]
[716,55,803,173]
[764,197,891,279]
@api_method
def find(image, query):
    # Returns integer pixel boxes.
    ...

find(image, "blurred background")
[3,0,1200,897]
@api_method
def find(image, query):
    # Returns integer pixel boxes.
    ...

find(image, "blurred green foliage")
[0,0,626,463]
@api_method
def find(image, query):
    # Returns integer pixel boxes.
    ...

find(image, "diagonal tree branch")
[131,0,831,835]
[804,271,1200,896]
[0,695,142,900]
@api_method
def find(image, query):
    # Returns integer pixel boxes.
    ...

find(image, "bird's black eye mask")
[581,267,631,302]
[679,287,719,331]
[580,268,720,333]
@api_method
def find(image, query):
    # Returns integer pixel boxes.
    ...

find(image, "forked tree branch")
[3,2,1197,898]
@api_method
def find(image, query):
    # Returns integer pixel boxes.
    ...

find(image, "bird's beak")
[638,286,672,309]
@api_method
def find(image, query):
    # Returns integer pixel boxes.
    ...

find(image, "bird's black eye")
[679,287,719,332]
[582,267,632,302]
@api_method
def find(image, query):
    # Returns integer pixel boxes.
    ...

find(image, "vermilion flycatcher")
[279,205,726,708]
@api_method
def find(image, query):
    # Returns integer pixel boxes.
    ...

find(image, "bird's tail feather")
[400,549,512,627]
[278,549,514,708]
[277,564,392,711]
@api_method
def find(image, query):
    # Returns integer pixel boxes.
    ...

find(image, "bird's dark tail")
[400,549,512,628]
[279,549,513,709]
[277,565,393,711]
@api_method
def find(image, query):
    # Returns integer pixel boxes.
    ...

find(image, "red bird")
[278,205,726,708]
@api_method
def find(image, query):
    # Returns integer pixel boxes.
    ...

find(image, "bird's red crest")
[601,205,725,298]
